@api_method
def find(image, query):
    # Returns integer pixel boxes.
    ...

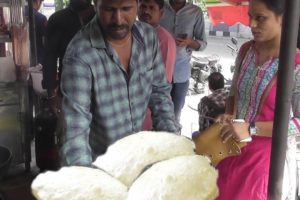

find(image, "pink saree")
[216,45,300,200]
[216,88,275,200]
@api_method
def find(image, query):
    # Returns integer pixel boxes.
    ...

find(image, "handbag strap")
[255,74,277,119]
[232,41,253,118]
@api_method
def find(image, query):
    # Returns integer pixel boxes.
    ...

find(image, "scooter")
[190,54,222,94]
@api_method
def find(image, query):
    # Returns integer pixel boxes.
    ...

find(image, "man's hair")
[95,0,139,5]
[30,0,44,2]
[70,0,92,9]
[138,0,164,9]
[297,21,300,49]
[208,72,224,91]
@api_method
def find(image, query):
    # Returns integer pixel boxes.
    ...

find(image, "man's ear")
[159,9,164,18]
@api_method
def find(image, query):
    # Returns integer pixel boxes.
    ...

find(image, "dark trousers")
[171,80,189,122]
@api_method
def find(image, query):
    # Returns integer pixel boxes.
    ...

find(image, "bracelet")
[232,119,245,123]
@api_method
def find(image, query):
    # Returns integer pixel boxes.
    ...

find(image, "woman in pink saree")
[216,0,300,199]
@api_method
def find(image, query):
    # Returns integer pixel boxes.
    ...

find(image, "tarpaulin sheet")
[220,0,248,5]
[207,5,249,26]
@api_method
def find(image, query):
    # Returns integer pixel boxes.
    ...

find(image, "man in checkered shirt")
[197,72,229,133]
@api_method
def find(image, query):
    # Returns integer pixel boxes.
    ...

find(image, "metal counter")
[0,81,31,170]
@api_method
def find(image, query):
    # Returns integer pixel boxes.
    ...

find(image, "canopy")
[203,0,249,26]
[220,0,248,5]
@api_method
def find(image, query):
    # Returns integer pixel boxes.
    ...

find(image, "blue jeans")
[171,80,189,122]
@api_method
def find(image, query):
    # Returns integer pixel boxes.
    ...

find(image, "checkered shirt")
[61,17,178,166]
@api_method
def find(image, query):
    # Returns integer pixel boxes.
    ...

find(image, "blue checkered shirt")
[61,17,179,166]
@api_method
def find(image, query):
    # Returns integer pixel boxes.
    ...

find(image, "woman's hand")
[216,114,251,143]
[220,121,250,143]
[215,114,233,124]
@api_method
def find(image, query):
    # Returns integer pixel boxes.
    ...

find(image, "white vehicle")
[41,0,55,19]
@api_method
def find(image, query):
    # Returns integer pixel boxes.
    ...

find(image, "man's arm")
[192,7,207,51]
[176,8,207,51]
[42,16,60,97]
[61,54,93,166]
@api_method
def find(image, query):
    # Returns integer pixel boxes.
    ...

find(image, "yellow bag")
[193,123,246,166]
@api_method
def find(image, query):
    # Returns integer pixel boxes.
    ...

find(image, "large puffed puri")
[31,166,128,200]
[127,155,219,200]
[92,131,195,186]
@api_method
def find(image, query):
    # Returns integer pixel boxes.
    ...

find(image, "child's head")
[208,72,224,91]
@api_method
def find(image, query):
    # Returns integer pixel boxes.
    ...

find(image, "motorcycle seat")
[192,56,209,65]
[207,55,219,62]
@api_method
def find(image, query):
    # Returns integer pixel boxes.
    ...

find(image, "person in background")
[216,0,300,199]
[138,0,176,130]
[197,72,228,133]
[42,0,95,105]
[61,0,179,166]
[26,0,47,64]
[159,0,207,126]
[138,0,176,83]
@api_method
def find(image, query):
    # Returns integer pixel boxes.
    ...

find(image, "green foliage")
[203,0,220,4]
[54,0,69,11]
[192,0,208,13]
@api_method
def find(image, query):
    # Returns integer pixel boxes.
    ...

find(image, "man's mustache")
[108,24,129,30]
[141,13,151,19]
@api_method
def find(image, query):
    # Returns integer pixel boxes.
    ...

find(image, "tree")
[54,0,69,11]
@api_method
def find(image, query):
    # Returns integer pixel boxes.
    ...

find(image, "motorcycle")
[226,37,239,73]
[224,37,239,88]
[190,54,222,94]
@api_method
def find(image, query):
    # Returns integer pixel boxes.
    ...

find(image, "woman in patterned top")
[215,0,300,199]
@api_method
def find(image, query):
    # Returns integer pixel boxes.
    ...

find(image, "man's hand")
[176,37,201,50]
[175,37,192,47]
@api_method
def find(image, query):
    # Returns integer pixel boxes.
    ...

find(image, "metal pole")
[27,0,37,66]
[268,0,300,199]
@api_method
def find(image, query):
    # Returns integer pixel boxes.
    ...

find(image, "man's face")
[138,0,163,27]
[172,0,186,3]
[96,0,138,41]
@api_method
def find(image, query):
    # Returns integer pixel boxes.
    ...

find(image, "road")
[180,35,250,138]
[193,35,249,79]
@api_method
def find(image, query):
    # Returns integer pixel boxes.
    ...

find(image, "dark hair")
[95,0,139,5]
[255,0,285,15]
[208,72,224,91]
[70,0,92,10]
[297,21,300,49]
[138,0,164,9]
[30,0,44,2]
